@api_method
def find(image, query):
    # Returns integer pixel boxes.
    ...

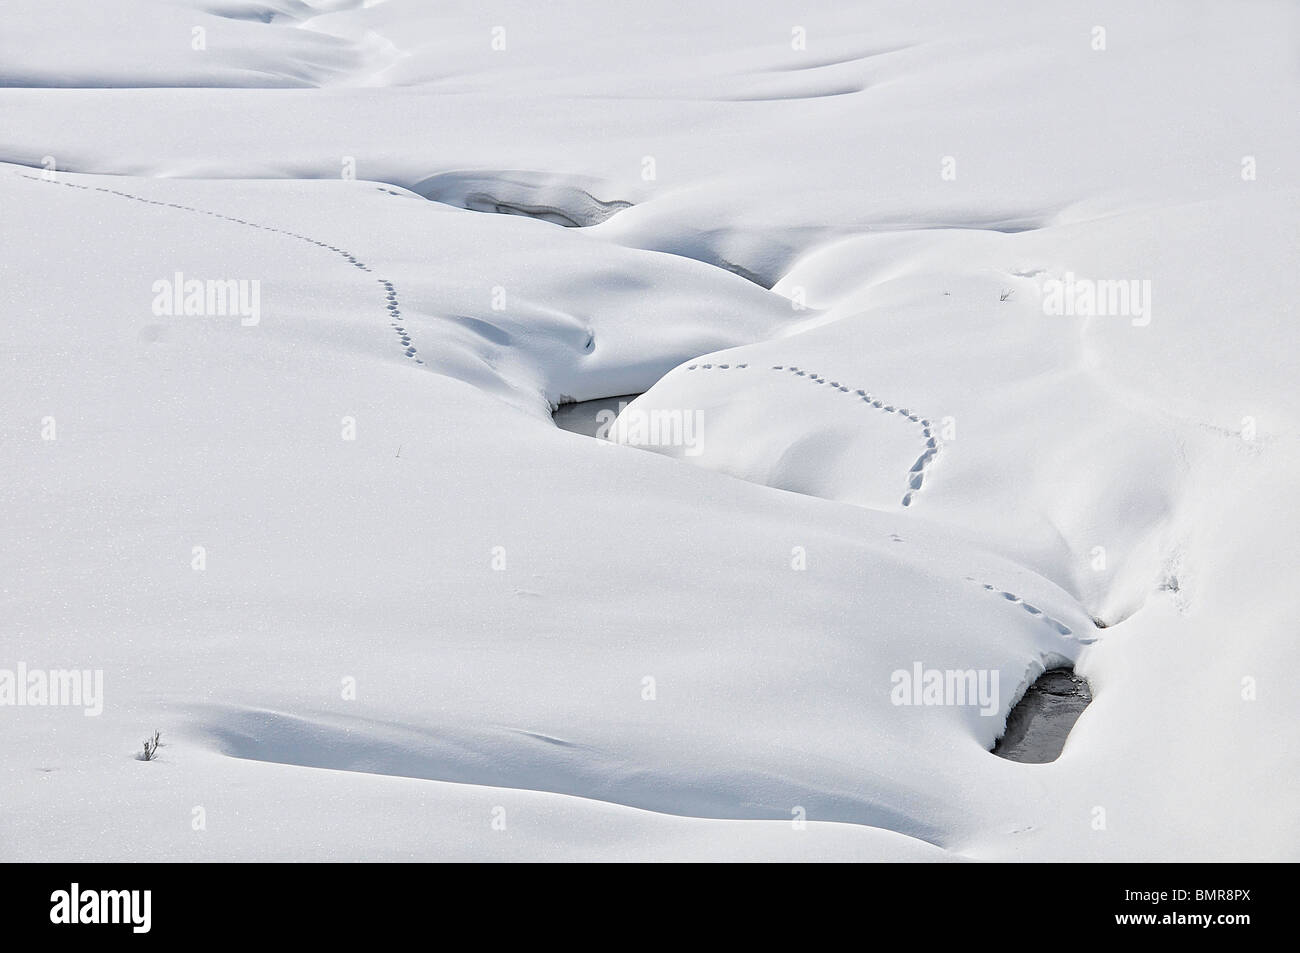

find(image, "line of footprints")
[684,361,940,507]
[17,172,421,366]
[684,360,1090,642]
[963,577,1094,643]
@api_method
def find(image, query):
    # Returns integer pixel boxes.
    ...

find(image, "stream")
[992,669,1092,763]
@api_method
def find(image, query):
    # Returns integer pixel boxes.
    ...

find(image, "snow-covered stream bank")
[559,388,1095,766]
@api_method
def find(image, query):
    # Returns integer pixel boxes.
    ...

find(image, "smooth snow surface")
[1,0,1296,861]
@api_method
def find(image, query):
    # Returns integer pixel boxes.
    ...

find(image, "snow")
[1,0,1296,861]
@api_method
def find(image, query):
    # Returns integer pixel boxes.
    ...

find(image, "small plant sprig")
[139,730,162,762]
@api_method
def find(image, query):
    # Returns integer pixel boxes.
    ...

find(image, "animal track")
[685,361,942,507]
[964,577,1095,643]
[677,358,1086,642]
[16,170,422,366]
